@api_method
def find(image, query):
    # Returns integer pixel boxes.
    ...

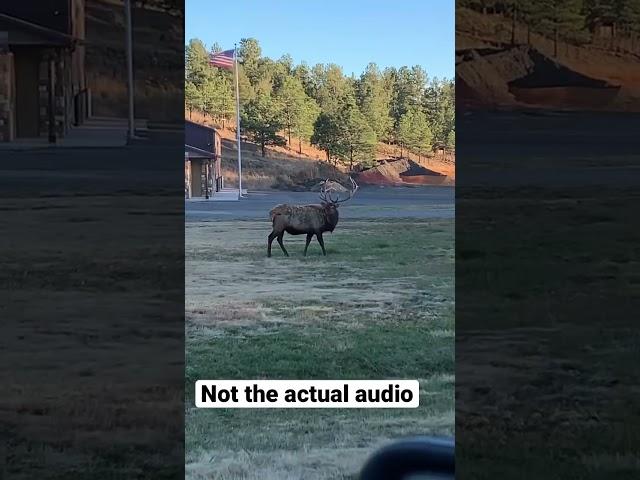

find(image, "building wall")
[0,2,86,141]
[14,47,41,138]
[1,46,83,141]
[37,51,69,138]
[0,53,16,142]
[71,0,86,92]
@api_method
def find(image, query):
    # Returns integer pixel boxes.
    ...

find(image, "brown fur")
[268,203,339,257]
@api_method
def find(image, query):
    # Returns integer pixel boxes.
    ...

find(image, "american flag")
[210,49,235,70]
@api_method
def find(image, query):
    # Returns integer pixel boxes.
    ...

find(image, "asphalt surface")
[457,110,640,187]
[0,131,183,196]
[185,186,455,222]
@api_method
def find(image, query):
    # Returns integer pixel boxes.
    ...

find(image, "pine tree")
[423,78,455,146]
[309,64,354,114]
[335,99,377,170]
[357,63,393,142]
[201,75,234,125]
[278,54,294,75]
[446,129,455,152]
[237,65,256,103]
[503,0,528,44]
[185,39,211,88]
[311,112,343,163]
[185,81,202,119]
[615,0,640,37]
[397,106,434,160]
[531,0,586,55]
[295,96,321,154]
[241,93,286,157]
[390,66,428,145]
[276,76,310,147]
[276,74,321,153]
[293,62,314,97]
[238,37,262,85]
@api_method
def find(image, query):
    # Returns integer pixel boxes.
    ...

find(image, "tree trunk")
[288,127,292,148]
[326,150,330,162]
[261,140,266,157]
[299,138,302,155]
[349,147,353,171]
[189,109,192,120]
[400,143,403,158]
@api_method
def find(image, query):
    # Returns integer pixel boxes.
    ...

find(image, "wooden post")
[47,54,56,143]
[185,154,191,199]
[204,161,209,199]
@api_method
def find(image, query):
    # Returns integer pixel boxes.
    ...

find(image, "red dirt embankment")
[356,158,450,186]
[457,45,620,110]
[456,8,640,112]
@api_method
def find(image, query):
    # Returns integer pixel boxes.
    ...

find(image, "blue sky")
[186,0,454,79]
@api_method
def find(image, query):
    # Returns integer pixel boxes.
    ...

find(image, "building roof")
[0,13,76,46]
[185,120,218,156]
[185,145,215,158]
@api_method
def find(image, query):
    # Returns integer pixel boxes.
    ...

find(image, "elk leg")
[277,233,289,257]
[267,231,277,257]
[316,232,327,256]
[303,233,313,256]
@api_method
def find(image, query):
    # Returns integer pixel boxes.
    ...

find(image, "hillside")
[187,36,454,189]
[86,0,183,121]
[456,8,640,112]
[189,111,455,189]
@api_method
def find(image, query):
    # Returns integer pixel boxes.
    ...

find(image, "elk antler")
[334,177,359,204]
[318,178,331,202]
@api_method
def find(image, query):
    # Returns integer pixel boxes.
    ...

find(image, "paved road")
[185,186,455,221]
[0,131,182,196]
[457,110,640,187]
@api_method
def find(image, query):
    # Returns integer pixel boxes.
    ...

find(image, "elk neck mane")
[320,202,339,232]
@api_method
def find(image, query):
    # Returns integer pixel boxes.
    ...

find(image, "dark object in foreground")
[359,436,454,480]
[267,178,358,257]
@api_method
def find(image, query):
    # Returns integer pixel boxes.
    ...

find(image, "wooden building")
[185,120,222,199]
[0,1,87,142]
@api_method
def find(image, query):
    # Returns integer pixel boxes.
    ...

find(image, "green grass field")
[185,218,454,479]
[456,186,640,479]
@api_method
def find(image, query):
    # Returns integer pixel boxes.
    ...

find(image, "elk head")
[319,177,359,208]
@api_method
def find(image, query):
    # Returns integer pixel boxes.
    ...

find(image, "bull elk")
[267,178,359,257]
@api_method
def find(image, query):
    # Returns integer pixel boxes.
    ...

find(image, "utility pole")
[125,0,135,142]
[234,44,244,198]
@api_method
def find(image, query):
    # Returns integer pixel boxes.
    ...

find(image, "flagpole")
[124,0,135,142]
[234,44,243,198]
